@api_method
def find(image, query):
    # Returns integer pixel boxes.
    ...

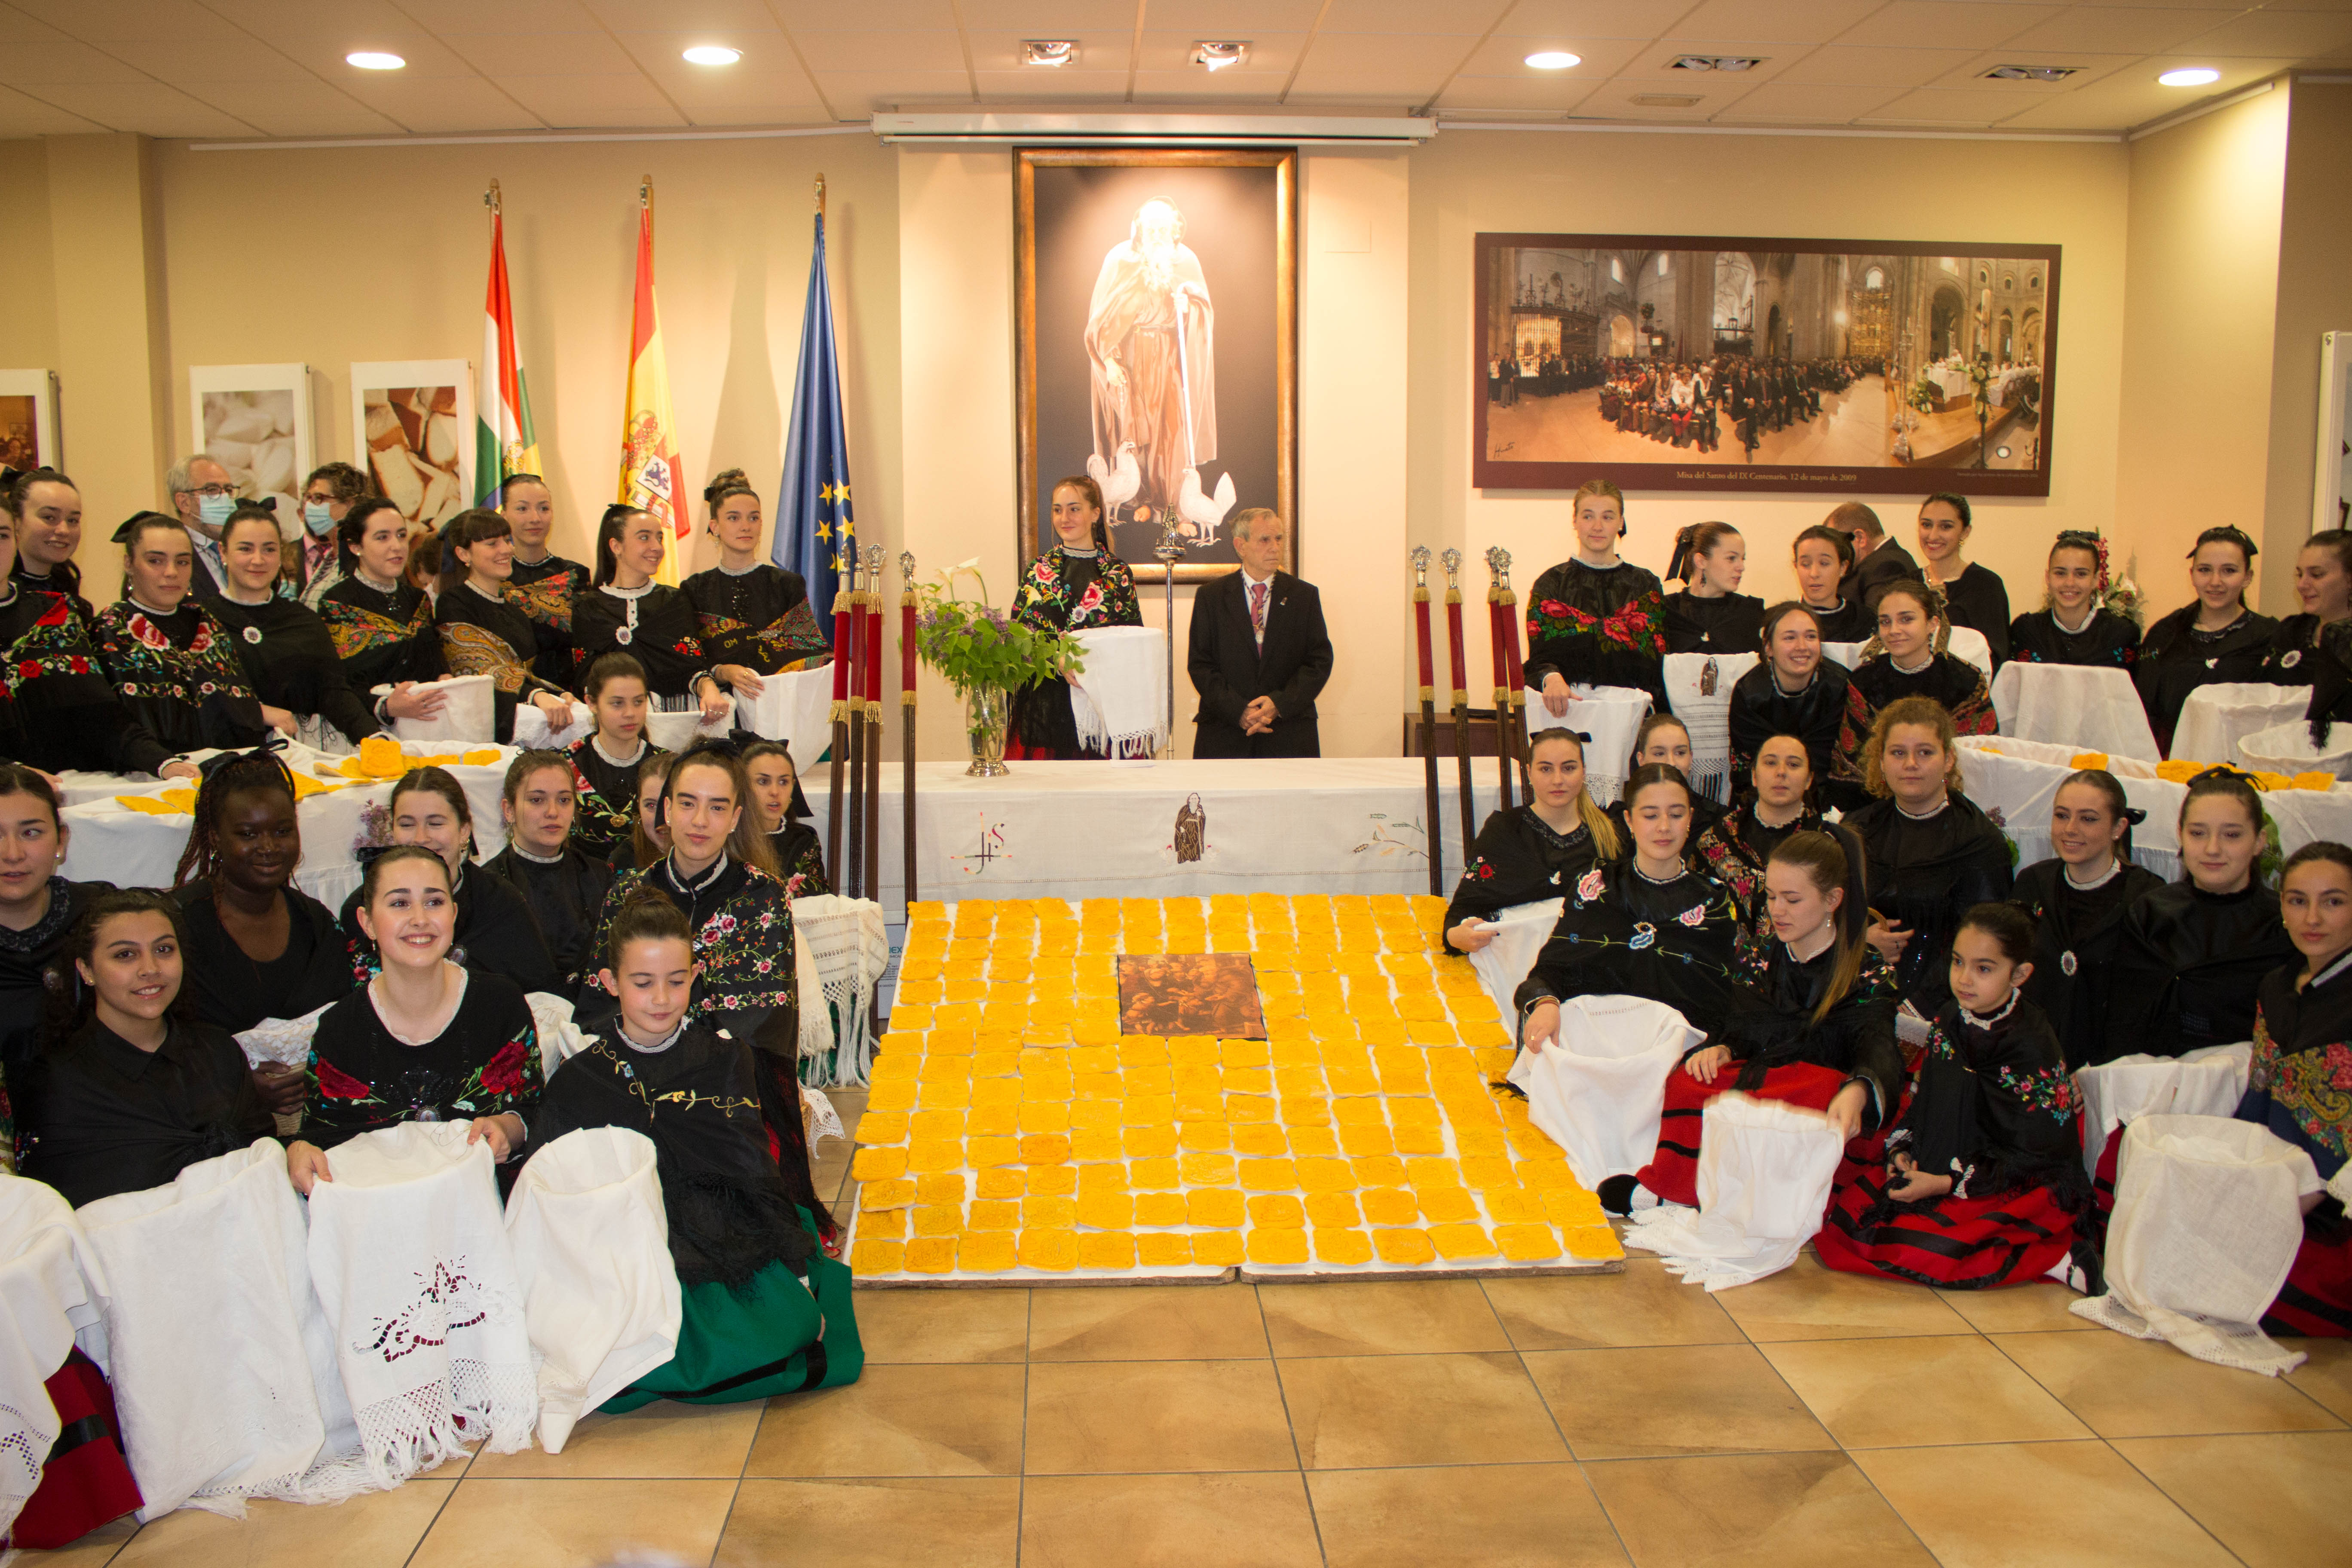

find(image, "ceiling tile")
[30,80,260,135]
[1615,39,1801,87]
[955,0,1136,28]
[576,0,788,29]
[1293,31,1465,83]
[0,39,159,84]
[1665,0,1884,44]
[1834,3,2063,49]
[1779,44,1981,85]
[810,69,976,109]
[795,31,973,71]
[765,0,962,28]
[1993,54,2292,125]
[266,34,494,80]
[389,0,607,34]
[1430,71,1609,111]
[1568,76,1766,118]
[101,38,316,84]
[1134,30,1309,73]
[2172,9,2352,54]
[1128,68,1291,99]
[1494,0,1712,38]
[603,29,821,99]
[1135,0,1329,32]
[1710,79,1911,119]
[1929,48,2140,89]
[1859,84,2047,121]
[184,80,407,135]
[7,0,245,43]
[499,72,681,118]
[971,67,1136,98]
[1449,35,1650,77]
[0,83,110,133]
[441,33,643,75]
[1317,0,1515,36]
[199,0,424,41]
[1995,6,2239,53]
[333,76,548,131]
[963,31,1133,70]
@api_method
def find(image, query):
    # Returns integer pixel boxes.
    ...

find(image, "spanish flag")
[617,176,682,584]
[474,185,539,506]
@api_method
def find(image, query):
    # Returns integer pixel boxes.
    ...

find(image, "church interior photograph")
[6,2,2352,1565]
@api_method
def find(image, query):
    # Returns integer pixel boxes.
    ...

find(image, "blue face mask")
[197,494,235,530]
[302,501,334,537]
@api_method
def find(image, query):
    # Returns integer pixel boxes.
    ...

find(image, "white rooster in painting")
[1177,466,1237,547]
[1086,442,1142,519]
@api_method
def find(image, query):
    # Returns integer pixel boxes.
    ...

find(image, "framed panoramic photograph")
[0,370,60,472]
[188,362,318,526]
[1016,147,1296,583]
[1473,235,2061,498]
[351,360,474,535]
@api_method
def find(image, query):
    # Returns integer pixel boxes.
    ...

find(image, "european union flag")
[775,210,854,628]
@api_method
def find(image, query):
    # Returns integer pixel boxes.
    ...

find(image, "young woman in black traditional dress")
[92,511,271,753]
[1443,727,1618,958]
[10,889,271,1207]
[1008,475,1143,760]
[2008,531,2141,668]
[578,505,731,722]
[1659,521,1762,656]
[1513,764,1749,1046]
[288,845,542,1196]
[0,769,111,1089]
[1818,903,2093,1290]
[1525,478,1668,716]
[2135,526,2278,756]
[2010,769,2162,1069]
[1789,524,1871,644]
[2256,528,2352,684]
[1916,493,2010,666]
[609,751,675,875]
[1696,731,1826,961]
[2235,841,2352,1335]
[317,499,446,726]
[497,473,590,689]
[534,887,858,1404]
[1847,695,2015,1027]
[205,505,383,749]
[566,652,664,862]
[434,508,580,744]
[684,469,828,680]
[1612,827,1901,1214]
[1831,579,1995,799]
[6,466,91,628]
[1607,714,1725,843]
[743,738,829,895]
[1727,602,1851,805]
[481,750,612,1002]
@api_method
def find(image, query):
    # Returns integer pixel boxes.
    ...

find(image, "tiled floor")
[23,1091,2352,1568]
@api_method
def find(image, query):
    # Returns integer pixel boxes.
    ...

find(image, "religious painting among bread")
[1017,149,1296,582]
[188,363,318,529]
[1473,236,2060,498]
[351,361,474,536]
[0,370,60,471]
[1116,953,1268,1039]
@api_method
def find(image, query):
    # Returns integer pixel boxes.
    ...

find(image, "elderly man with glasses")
[166,452,238,596]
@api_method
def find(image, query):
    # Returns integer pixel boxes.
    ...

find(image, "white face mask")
[197,494,236,530]
[302,502,334,536]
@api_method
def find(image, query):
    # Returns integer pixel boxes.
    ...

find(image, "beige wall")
[0,139,60,374]
[2263,81,2352,563]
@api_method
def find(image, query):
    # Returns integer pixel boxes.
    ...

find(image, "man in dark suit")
[1188,508,1333,759]
[1838,501,1923,612]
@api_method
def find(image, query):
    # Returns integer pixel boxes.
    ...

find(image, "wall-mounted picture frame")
[0,369,62,472]
[188,362,317,528]
[1473,235,2061,498]
[2316,330,2352,534]
[351,360,474,535]
[1016,147,1297,584]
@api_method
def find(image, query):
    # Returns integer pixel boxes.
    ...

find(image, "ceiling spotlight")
[1524,51,1581,70]
[346,51,404,70]
[1192,41,1249,72]
[2160,66,2222,87]
[1983,64,2079,82]
[1671,55,1763,72]
[1023,40,1077,67]
[682,44,742,66]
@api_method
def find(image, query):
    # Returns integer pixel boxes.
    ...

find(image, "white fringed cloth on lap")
[1620,1093,1846,1291]
[503,1127,680,1455]
[307,1124,536,1485]
[71,1139,369,1518]
[1505,994,1701,1188]
[792,893,891,1087]
[0,1176,104,1537]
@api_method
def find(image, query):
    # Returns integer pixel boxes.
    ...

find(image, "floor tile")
[1525,1343,1836,1460]
[1020,1472,1325,1568]
[2113,1431,2352,1568]
[1996,1330,2347,1439]
[1258,1278,1508,1358]
[1933,1280,2097,1333]
[745,1363,1026,1477]
[1024,1360,1298,1473]
[1029,1283,1269,1360]
[1277,1351,1568,1469]
[1855,1442,2239,1568]
[717,1477,1022,1567]
[466,1399,761,1478]
[102,1482,453,1567]
[1309,1463,1631,1567]
[1583,1451,1933,1568]
[1482,1261,1744,1350]
[857,1286,1032,1363]
[409,1478,733,1568]
[1714,1253,1975,1342]
[1763,1335,2091,1447]
[2285,1339,2352,1421]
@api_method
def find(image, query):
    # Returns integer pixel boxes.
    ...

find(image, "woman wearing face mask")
[2010,769,2163,1069]
[1660,521,1762,655]
[2008,531,2140,668]
[205,504,382,748]
[92,512,270,753]
[1525,479,1668,717]
[291,461,370,607]
[1788,524,1871,643]
[1443,728,1619,958]
[497,474,588,689]
[1696,731,1825,958]
[1008,476,1142,760]
[432,508,579,743]
[1916,493,2009,666]
[0,768,111,1083]
[6,466,91,629]
[1727,603,1851,804]
[317,498,447,727]
[2135,526,2277,756]
[685,470,829,684]
[578,505,731,724]
[742,738,829,896]
[1831,579,1994,798]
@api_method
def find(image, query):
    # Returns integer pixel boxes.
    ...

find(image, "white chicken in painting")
[1085,442,1141,518]
[1177,466,1237,547]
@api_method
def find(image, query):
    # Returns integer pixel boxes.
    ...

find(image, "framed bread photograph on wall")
[351,361,474,535]
[1016,147,1297,583]
[0,370,61,471]
[1473,235,2061,498]
[188,362,318,525]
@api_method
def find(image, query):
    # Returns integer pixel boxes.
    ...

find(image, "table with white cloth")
[2171,683,2311,767]
[1069,625,1169,759]
[1519,686,1651,802]
[808,757,1467,904]
[2238,719,2352,781]
[1989,662,2159,762]
[1955,735,2352,881]
[1927,366,1972,401]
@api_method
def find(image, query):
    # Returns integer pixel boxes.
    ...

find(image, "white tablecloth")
[1989,662,2159,762]
[1520,686,1650,802]
[2172,683,2310,768]
[2238,720,2352,781]
[1070,625,1169,760]
[1927,366,1971,400]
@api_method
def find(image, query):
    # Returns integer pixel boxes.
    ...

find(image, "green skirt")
[602,1225,863,1410]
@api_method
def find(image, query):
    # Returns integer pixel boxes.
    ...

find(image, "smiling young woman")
[1830,579,1994,800]
[2007,531,2140,669]
[205,504,384,749]
[2134,525,2278,756]
[91,511,272,753]
[682,469,829,683]
[2008,769,2164,1069]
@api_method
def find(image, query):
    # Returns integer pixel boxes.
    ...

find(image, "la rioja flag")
[474,191,539,506]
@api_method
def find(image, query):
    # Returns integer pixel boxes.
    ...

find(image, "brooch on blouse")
[242,625,263,644]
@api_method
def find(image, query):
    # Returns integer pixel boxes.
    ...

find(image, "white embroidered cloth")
[1989,662,2159,762]
[644,703,736,754]
[1505,994,1703,1189]
[2075,1041,2253,1178]
[0,1176,105,1537]
[376,674,496,744]
[502,1128,680,1454]
[1464,897,1564,1028]
[2073,1115,2322,1376]
[1620,1092,1846,1291]
[1664,652,1759,803]
[2236,720,2352,781]
[1069,625,1168,760]
[72,1141,370,1519]
[511,698,594,753]
[791,893,890,1086]
[729,664,838,772]
[2173,683,2313,769]
[1520,686,1649,804]
[306,1124,536,1487]
[524,991,594,1081]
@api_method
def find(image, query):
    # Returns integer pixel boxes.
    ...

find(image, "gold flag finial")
[815,173,826,218]
[639,175,652,209]
[484,178,500,215]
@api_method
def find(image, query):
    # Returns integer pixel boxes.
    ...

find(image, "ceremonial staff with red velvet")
[863,543,885,903]
[1496,548,1528,794]
[844,547,868,900]
[900,549,918,910]
[1410,546,1442,897]
[825,543,855,879]
[1442,548,1477,870]
[1485,546,1515,815]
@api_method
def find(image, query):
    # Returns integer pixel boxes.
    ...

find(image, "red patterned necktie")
[1249,579,1268,650]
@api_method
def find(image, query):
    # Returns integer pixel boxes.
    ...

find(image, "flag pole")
[1410,547,1443,896]
[900,549,918,913]
[864,542,885,903]
[844,545,867,899]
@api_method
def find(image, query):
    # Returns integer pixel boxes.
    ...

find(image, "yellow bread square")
[1387,1096,1439,1128]
[1273,1066,1324,1098]
[860,1178,916,1211]
[1289,1156,1349,1194]
[970,1080,1021,1111]
[1076,1191,1135,1231]
[1137,1231,1194,1268]
[1180,1151,1237,1186]
[1407,1157,1461,1188]
[971,1051,1021,1080]
[1076,1162,1129,1193]
[1027,1164,1078,1197]
[1564,1225,1621,1260]
[1541,1188,1606,1227]
[1222,1066,1272,1096]
[1338,1124,1396,1158]
[1351,1154,1408,1186]
[1483,1187,1542,1224]
[1325,1066,1379,1097]
[1018,1228,1079,1272]
[1178,1123,1231,1152]
[965,1107,1019,1140]
[918,1057,973,1084]
[1123,1123,1179,1159]
[1074,1072,1122,1100]
[1405,1020,1458,1047]
[959,1232,1018,1273]
[1228,1124,1287,1158]
[1247,1194,1306,1229]
[1069,1021,1120,1046]
[916,1081,970,1110]
[1373,1228,1435,1266]
[1167,1037,1221,1068]
[1069,1127,1124,1162]
[1124,1095,1177,1127]
[1416,1187,1479,1224]
[1020,1074,1074,1103]
[965,1136,1019,1169]
[850,1239,904,1276]
[1067,1044,1115,1073]
[967,1199,1020,1231]
[1022,1194,1078,1229]
[1314,1228,1373,1266]
[910,1109,964,1142]
[1238,1158,1298,1191]
[1291,1187,1354,1227]
[1225,1095,1276,1125]
[1191,1231,1245,1268]
[1358,1020,1410,1047]
[1516,1160,1576,1190]
[1069,1101,1122,1133]
[1392,1124,1447,1155]
[1361,1188,1419,1226]
[1171,1065,1222,1099]
[1246,1228,1310,1265]
[1124,1065,1176,1096]
[869,1056,918,1085]
[1395,995,1447,1022]
[927,1034,976,1057]
[976,1168,1025,1200]
[1129,1155,1182,1188]
[1452,1125,1508,1157]
[1288,1126,1340,1158]
[1022,1133,1073,1165]
[915,1173,966,1204]
[856,1112,911,1146]
[864,1081,916,1113]
[1187,1188,1246,1228]
[1494,1223,1560,1262]
[1220,1038,1271,1068]
[910,1204,962,1237]
[1459,1154,1519,1189]
[858,1208,908,1240]
[1430,1223,1497,1261]
[1078,1232,1138,1271]
[1133,1191,1188,1227]
[1174,1095,1225,1124]
[852,1147,908,1182]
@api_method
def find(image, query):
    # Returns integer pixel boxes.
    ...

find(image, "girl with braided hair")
[2008,531,2141,668]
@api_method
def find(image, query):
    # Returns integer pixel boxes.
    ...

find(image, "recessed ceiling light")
[682,45,741,66]
[2160,66,2221,87]
[1983,64,2079,82]
[346,51,404,70]
[1023,40,1077,67]
[1192,41,1249,72]
[1631,93,1703,108]
[1671,55,1763,72]
[1524,51,1581,70]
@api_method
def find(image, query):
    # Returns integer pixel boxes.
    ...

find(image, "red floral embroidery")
[317,1060,371,1100]
[479,1037,529,1096]
[2327,1041,2352,1092]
